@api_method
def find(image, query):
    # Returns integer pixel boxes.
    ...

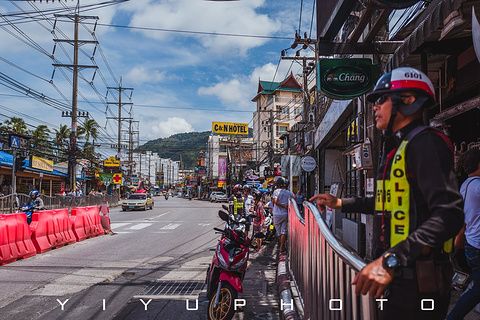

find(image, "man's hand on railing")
[351,257,394,298]
[309,193,342,212]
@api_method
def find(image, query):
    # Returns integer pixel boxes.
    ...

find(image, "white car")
[210,192,228,203]
[122,193,154,211]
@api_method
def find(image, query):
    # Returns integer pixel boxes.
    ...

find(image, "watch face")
[385,255,398,268]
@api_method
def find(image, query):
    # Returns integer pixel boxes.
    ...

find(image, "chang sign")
[318,59,380,100]
[212,122,248,135]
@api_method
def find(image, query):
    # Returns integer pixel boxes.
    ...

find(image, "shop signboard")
[103,157,120,167]
[30,155,54,172]
[317,58,379,100]
[218,157,227,186]
[301,156,317,172]
[212,122,248,135]
[112,173,122,184]
[99,173,114,183]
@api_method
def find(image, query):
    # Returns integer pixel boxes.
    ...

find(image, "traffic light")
[15,156,26,172]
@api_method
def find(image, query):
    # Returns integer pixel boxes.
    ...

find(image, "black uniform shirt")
[342,119,464,267]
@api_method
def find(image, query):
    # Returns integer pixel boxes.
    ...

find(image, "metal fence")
[0,193,120,214]
[288,199,379,320]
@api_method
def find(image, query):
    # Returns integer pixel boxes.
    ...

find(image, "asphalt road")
[0,196,231,320]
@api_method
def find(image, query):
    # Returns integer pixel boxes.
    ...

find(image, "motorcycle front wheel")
[208,282,237,320]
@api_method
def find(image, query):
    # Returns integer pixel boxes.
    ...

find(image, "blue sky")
[0,0,314,158]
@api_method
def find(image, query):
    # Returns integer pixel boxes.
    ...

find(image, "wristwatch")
[382,252,399,270]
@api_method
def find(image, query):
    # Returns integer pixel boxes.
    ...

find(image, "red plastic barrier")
[0,213,36,266]
[53,209,76,247]
[70,206,105,242]
[30,209,77,253]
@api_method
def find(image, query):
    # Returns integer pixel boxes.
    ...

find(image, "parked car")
[122,193,154,211]
[210,191,228,203]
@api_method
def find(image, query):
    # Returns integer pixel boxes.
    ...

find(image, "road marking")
[110,223,130,229]
[157,210,173,218]
[198,223,210,227]
[160,223,181,230]
[127,223,153,230]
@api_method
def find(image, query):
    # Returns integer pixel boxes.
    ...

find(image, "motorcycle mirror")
[254,232,265,239]
[222,204,228,211]
[218,210,230,222]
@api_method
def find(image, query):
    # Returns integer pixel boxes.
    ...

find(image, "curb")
[277,252,300,320]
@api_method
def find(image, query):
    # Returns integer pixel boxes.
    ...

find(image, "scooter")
[263,206,276,242]
[17,205,34,225]
[164,193,169,200]
[206,210,263,320]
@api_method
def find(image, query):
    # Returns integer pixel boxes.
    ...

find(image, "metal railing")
[288,199,379,320]
[0,193,120,214]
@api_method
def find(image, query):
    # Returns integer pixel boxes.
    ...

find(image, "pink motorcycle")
[206,210,263,320]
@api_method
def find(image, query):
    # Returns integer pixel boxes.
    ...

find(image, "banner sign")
[212,122,248,135]
[218,157,227,187]
[317,58,379,100]
[30,155,54,172]
[99,173,114,183]
[103,157,120,167]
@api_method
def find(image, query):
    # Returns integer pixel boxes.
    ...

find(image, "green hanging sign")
[317,58,380,100]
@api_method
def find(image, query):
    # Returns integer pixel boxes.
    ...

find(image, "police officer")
[310,67,464,319]
[228,184,245,216]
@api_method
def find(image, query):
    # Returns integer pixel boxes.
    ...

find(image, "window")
[276,125,288,134]
[281,107,289,114]
[294,107,302,116]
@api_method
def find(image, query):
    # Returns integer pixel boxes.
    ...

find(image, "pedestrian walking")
[272,177,294,253]
[447,149,480,319]
[310,67,464,320]
[252,189,266,252]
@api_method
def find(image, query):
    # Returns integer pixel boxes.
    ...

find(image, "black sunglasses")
[374,94,414,105]
[374,95,390,105]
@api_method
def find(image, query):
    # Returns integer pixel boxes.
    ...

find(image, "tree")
[78,119,99,143]
[54,124,71,159]
[31,125,52,158]
[2,117,28,135]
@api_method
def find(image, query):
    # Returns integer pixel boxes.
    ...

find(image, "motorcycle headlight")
[217,245,229,269]
[230,255,248,271]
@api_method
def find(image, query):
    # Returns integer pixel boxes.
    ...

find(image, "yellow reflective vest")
[375,129,453,252]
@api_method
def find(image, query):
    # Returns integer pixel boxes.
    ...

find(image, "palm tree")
[3,117,28,135]
[54,124,71,159]
[78,119,99,143]
[31,125,52,158]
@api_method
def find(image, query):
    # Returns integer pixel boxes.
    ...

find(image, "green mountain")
[136,131,210,169]
[136,129,253,170]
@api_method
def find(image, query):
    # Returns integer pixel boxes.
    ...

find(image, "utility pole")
[107,79,133,159]
[269,110,274,170]
[53,9,98,190]
[122,119,139,177]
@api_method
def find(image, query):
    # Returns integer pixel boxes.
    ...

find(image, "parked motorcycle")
[263,206,276,242]
[164,193,169,200]
[206,210,263,320]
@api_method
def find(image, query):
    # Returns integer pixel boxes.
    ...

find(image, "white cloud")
[147,117,194,139]
[197,61,303,109]
[124,66,166,85]
[121,0,282,55]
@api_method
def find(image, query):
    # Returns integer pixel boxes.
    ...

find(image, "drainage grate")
[135,281,205,300]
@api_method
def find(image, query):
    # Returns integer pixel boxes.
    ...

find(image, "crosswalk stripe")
[160,223,181,230]
[110,223,130,229]
[127,223,153,230]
